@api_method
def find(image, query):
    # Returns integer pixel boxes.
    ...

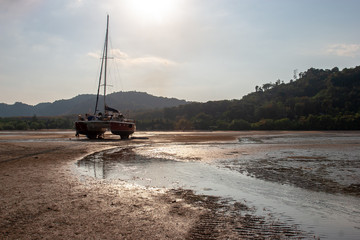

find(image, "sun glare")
[126,0,179,23]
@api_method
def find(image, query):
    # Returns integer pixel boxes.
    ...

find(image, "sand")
[0,131,206,239]
[0,131,308,239]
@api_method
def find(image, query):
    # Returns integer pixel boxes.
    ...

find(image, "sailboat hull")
[75,120,109,139]
[110,120,136,139]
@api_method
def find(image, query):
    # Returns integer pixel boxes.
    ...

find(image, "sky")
[1,0,360,105]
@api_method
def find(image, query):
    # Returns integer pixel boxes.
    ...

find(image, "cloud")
[66,0,84,9]
[0,0,43,18]
[126,56,176,66]
[87,49,176,66]
[87,51,101,59]
[110,49,129,59]
[326,44,360,57]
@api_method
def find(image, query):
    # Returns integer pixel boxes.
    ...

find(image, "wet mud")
[233,156,360,196]
[168,189,307,240]
[2,130,360,239]
[76,131,360,239]
[222,134,360,197]
[78,146,310,239]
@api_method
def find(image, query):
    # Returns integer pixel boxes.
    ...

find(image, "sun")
[126,0,179,23]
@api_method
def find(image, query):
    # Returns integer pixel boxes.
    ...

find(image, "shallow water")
[76,132,360,239]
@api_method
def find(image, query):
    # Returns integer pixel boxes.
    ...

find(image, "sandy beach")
[1,130,359,239]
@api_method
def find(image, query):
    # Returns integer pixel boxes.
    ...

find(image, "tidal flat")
[1,130,359,239]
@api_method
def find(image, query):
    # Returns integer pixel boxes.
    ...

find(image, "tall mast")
[103,14,109,114]
[94,15,109,115]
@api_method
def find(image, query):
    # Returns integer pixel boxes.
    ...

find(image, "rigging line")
[103,14,109,112]
[94,31,107,115]
[108,35,124,92]
[107,36,114,90]
[90,53,103,111]
[94,16,110,114]
[114,52,124,91]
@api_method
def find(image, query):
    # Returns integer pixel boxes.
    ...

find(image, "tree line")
[135,112,360,131]
[135,66,360,130]
[2,66,359,131]
[0,115,74,130]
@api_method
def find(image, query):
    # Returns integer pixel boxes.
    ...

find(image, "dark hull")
[75,121,109,139]
[110,121,136,139]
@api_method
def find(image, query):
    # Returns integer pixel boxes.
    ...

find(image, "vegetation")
[2,66,360,131]
[0,115,75,130]
[135,66,360,130]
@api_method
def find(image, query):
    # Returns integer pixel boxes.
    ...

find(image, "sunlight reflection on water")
[76,132,360,239]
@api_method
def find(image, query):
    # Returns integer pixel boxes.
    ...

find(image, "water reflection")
[76,132,360,240]
[77,147,175,183]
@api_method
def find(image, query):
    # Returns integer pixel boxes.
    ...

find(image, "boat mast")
[103,14,109,114]
[94,15,109,115]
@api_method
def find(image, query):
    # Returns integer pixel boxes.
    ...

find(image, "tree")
[132,65,360,130]
[262,82,274,91]
[15,121,29,130]
[174,118,193,130]
[252,119,275,130]
[229,119,250,130]
[274,118,293,130]
[193,112,212,130]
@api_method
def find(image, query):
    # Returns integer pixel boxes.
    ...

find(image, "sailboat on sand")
[75,15,136,139]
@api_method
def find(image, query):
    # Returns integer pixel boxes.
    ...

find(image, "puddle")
[76,132,360,239]
[77,151,359,239]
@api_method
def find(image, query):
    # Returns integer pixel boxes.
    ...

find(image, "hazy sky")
[1,0,360,105]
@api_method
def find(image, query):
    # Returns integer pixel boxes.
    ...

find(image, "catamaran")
[75,15,136,139]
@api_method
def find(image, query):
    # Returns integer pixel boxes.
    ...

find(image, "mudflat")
[2,130,358,239]
[0,131,213,239]
[2,131,280,240]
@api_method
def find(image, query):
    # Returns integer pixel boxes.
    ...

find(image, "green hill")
[135,66,360,130]
[1,66,359,131]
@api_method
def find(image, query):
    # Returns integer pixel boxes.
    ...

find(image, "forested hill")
[136,66,360,130]
[1,66,359,130]
[0,91,187,117]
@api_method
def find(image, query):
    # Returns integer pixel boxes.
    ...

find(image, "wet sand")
[0,131,208,239]
[1,131,358,239]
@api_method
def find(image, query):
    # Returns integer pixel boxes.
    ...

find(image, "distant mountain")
[0,91,188,117]
[2,66,360,131]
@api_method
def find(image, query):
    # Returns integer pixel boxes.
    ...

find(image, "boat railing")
[123,119,135,123]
